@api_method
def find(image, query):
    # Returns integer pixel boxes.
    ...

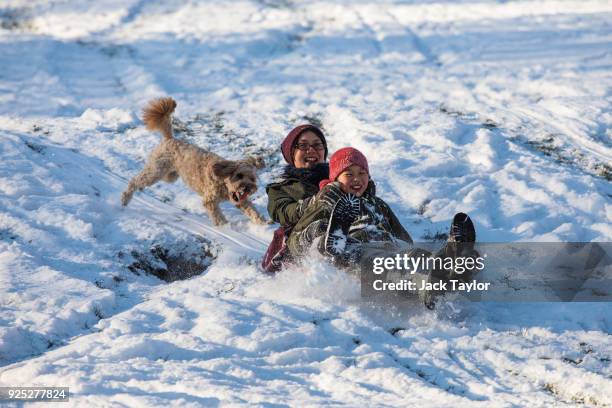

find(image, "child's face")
[336,164,369,197]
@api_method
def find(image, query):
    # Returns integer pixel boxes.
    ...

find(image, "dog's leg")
[203,200,227,226]
[237,201,268,225]
[121,160,171,206]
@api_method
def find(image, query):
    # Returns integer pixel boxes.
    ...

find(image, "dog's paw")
[120,192,131,206]
[252,216,271,225]
[212,217,228,226]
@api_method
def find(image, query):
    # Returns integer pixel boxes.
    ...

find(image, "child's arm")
[286,187,335,257]
[286,182,351,258]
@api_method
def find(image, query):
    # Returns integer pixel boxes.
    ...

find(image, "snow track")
[1,0,611,406]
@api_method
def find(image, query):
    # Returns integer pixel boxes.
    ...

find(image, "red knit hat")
[319,147,369,189]
[281,124,328,165]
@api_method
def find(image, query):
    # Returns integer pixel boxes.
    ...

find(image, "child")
[286,147,476,289]
[286,147,414,265]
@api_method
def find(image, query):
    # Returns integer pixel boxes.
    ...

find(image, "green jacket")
[287,181,413,258]
[266,164,328,227]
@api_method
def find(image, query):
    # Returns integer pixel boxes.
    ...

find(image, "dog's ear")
[246,155,265,170]
[212,160,238,179]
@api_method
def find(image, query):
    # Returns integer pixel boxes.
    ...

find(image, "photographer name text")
[372,279,490,293]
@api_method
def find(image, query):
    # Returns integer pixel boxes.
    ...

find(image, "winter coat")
[286,181,413,261]
[266,163,329,227]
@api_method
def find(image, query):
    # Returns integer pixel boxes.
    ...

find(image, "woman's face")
[336,164,369,197]
[292,131,325,169]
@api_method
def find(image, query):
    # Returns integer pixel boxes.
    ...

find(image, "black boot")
[444,212,476,257]
[434,213,479,282]
[445,212,478,282]
[449,212,476,244]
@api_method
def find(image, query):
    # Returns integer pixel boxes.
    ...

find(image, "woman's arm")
[285,183,347,256]
[286,200,329,257]
[266,184,312,226]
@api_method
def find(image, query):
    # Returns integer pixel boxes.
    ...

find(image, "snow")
[1,0,611,406]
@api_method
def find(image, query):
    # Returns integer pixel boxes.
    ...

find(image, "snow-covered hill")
[0,0,611,406]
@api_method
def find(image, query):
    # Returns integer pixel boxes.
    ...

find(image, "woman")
[261,124,330,272]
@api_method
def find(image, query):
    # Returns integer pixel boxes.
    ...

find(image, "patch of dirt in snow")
[126,236,218,283]
[0,7,33,31]
[543,382,604,407]
[438,105,612,183]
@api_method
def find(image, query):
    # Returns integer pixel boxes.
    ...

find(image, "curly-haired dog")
[121,97,267,226]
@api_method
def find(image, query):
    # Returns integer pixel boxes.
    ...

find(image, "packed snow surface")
[0,0,611,406]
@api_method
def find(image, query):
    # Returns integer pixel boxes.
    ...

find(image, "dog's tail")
[142,97,177,140]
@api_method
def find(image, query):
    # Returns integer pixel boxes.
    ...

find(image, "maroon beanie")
[319,147,369,189]
[281,124,328,165]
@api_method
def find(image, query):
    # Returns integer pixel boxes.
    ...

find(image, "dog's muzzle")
[231,185,255,203]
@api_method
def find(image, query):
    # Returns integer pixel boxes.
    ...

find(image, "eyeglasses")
[295,142,325,151]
